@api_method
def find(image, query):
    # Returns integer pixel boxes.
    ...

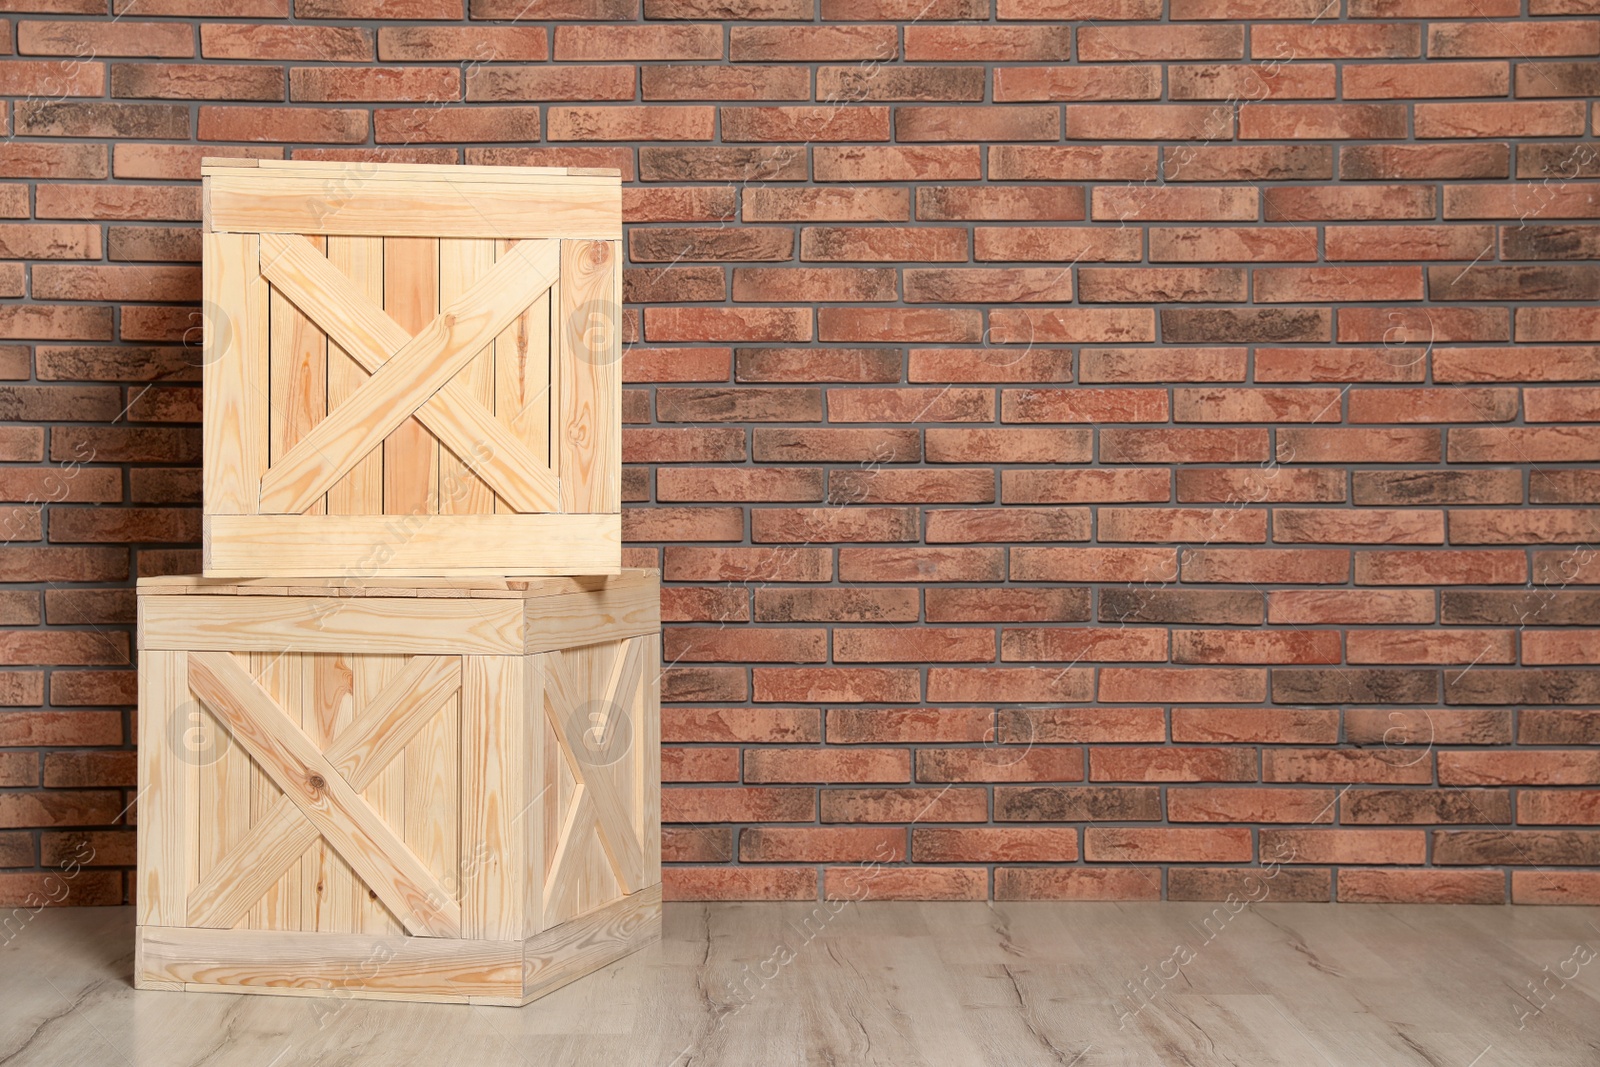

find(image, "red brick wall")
[3,1,1599,910]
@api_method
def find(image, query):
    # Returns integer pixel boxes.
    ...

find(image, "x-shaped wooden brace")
[255,233,561,517]
[185,651,463,938]
[542,638,648,915]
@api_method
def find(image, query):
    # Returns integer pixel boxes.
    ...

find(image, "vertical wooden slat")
[382,236,440,517]
[438,239,497,515]
[461,654,523,940]
[638,636,662,886]
[202,652,256,929]
[269,235,328,516]
[137,650,189,927]
[248,651,299,931]
[495,239,552,514]
[522,652,547,938]
[307,653,359,933]
[356,652,405,936]
[557,239,621,516]
[404,656,458,933]
[202,232,268,517]
[325,236,384,517]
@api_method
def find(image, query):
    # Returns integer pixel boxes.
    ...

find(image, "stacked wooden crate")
[135,161,659,1005]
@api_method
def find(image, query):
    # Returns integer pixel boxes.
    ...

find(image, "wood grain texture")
[557,240,621,515]
[460,655,525,941]
[324,236,384,517]
[204,172,622,241]
[268,235,327,516]
[134,574,661,1005]
[258,234,560,515]
[135,650,189,928]
[520,884,661,1003]
[495,239,553,514]
[438,238,497,515]
[140,595,524,656]
[257,232,560,516]
[187,652,463,939]
[137,925,523,1001]
[201,232,267,517]
[201,513,621,578]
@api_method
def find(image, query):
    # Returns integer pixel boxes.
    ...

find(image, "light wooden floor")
[3,902,1598,1066]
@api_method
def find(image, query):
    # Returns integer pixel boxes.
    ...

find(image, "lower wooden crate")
[134,570,661,1005]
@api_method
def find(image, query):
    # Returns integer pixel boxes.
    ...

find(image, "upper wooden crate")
[201,159,623,578]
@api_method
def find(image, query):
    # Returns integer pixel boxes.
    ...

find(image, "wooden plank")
[141,595,523,656]
[187,797,319,931]
[520,884,661,1004]
[541,783,596,925]
[355,653,405,937]
[522,652,547,939]
[324,655,461,788]
[136,925,522,1000]
[202,513,622,578]
[201,232,267,516]
[460,655,524,941]
[197,655,253,928]
[205,173,622,240]
[186,652,462,939]
[404,676,458,942]
[438,238,497,515]
[139,570,658,597]
[495,239,552,514]
[257,232,559,515]
[325,236,384,516]
[268,235,327,516]
[249,651,300,932]
[306,653,359,933]
[557,239,621,515]
[382,236,440,520]
[208,159,618,183]
[257,236,561,516]
[136,650,189,927]
[637,636,662,886]
[544,645,647,895]
[522,577,660,655]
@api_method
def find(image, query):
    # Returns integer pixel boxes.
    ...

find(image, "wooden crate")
[201,158,622,577]
[134,570,660,1005]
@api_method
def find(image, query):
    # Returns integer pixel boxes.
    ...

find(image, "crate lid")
[138,570,658,600]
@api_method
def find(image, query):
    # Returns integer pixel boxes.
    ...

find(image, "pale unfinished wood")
[461,655,525,941]
[140,595,524,656]
[202,160,622,577]
[325,236,384,516]
[187,652,463,939]
[439,238,497,514]
[203,513,621,578]
[521,884,661,1004]
[137,925,523,1000]
[135,572,659,1004]
[204,173,622,241]
[260,237,558,516]
[258,231,559,515]
[136,651,189,928]
[522,571,660,654]
[557,240,622,516]
[201,233,267,516]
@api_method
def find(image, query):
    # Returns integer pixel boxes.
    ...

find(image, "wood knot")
[307,773,327,791]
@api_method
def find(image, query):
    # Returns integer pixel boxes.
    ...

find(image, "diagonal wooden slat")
[256,235,561,516]
[325,654,461,790]
[187,651,463,939]
[544,646,646,895]
[261,234,560,516]
[542,782,596,919]
[187,796,320,930]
